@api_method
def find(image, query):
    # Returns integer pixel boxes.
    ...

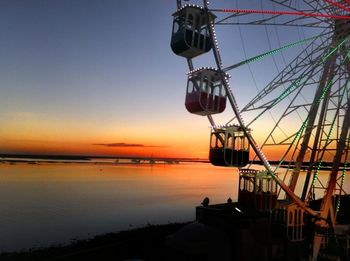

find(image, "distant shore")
[0,222,190,261]
[0,154,209,164]
[1,153,349,170]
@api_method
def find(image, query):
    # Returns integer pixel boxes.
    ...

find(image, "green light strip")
[318,79,334,103]
[223,35,319,72]
[231,31,346,72]
[310,77,350,199]
[320,34,350,64]
[311,161,323,187]
[329,47,350,207]
[275,78,304,103]
[336,161,347,214]
[249,77,306,125]
[336,129,350,214]
[278,34,350,171]
[277,76,335,169]
[241,32,349,128]
[247,33,343,126]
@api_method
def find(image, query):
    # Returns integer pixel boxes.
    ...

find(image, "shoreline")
[0,222,190,261]
[1,154,349,170]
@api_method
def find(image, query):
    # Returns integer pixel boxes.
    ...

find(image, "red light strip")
[215,8,350,20]
[325,0,350,12]
[343,0,350,6]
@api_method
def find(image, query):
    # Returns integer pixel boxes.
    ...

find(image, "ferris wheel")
[171,0,349,259]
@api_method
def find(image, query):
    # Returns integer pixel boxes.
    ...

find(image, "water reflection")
[0,162,238,251]
[0,162,347,252]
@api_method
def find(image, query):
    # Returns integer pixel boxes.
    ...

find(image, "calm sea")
[0,162,238,252]
[0,162,347,252]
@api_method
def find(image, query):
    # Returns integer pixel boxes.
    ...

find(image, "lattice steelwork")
[173,1,350,259]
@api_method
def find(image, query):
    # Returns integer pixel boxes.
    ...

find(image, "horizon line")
[0,153,209,161]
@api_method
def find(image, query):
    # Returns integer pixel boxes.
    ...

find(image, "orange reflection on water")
[0,162,239,251]
[0,162,239,202]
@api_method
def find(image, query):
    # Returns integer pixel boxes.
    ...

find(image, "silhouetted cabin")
[185,67,227,115]
[171,5,215,58]
[238,169,278,211]
[209,125,250,167]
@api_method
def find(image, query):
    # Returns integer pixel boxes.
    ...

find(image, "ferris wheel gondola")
[185,67,227,115]
[209,125,250,167]
[171,5,215,58]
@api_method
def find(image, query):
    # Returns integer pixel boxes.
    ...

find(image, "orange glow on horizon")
[1,136,307,162]
[1,113,336,161]
[0,138,208,159]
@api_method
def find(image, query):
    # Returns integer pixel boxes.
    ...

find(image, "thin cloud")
[93,143,167,148]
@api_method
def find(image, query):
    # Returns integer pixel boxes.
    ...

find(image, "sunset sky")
[0,0,319,159]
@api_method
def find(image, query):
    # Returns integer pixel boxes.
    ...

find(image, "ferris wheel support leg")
[319,97,350,222]
[301,61,336,201]
[290,54,336,194]
[311,94,350,259]
[312,235,323,261]
[320,96,350,220]
[311,203,336,260]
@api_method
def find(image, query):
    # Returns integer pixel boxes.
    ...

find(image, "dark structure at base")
[168,169,350,261]
[168,200,350,261]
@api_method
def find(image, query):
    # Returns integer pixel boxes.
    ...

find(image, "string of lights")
[324,0,350,13]
[211,8,350,20]
[223,35,320,72]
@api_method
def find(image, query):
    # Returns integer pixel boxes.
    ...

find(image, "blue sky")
[0,0,321,157]
[0,0,196,156]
